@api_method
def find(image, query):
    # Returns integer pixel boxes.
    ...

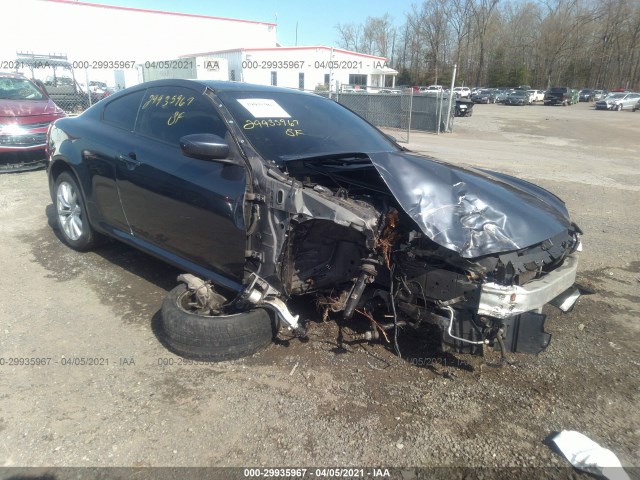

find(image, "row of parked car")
[465,86,640,110]
[468,87,548,105]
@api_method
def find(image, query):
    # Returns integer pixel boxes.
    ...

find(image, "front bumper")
[477,255,579,319]
[0,149,47,172]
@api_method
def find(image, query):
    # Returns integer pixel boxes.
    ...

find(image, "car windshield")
[218,90,398,162]
[0,77,46,100]
[511,91,526,96]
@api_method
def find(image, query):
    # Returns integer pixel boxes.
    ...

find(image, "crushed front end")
[391,227,581,355]
[238,149,582,357]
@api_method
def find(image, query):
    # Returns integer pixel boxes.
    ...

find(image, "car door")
[624,93,640,109]
[86,88,146,235]
[115,85,247,283]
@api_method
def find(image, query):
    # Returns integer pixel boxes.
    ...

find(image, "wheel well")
[49,160,74,183]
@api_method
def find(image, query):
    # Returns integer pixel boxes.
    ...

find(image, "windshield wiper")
[279,151,370,163]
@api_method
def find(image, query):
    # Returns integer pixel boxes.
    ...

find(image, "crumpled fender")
[368,151,573,258]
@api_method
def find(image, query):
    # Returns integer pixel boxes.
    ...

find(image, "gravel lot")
[0,101,638,477]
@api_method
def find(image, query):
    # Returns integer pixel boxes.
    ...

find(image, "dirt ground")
[0,101,638,477]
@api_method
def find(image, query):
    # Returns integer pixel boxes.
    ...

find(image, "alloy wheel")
[56,181,83,241]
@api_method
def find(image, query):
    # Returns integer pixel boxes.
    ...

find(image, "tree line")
[335,0,640,90]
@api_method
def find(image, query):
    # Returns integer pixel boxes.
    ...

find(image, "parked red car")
[0,72,66,172]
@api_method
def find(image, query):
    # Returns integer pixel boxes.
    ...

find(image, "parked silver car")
[595,92,640,111]
[495,89,512,103]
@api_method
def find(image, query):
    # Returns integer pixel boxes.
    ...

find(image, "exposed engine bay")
[233,153,583,357]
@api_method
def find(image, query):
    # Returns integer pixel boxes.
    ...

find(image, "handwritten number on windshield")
[243,119,299,130]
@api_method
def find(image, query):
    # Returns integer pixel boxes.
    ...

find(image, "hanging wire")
[389,264,401,358]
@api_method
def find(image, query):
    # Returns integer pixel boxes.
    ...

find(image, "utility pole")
[444,63,457,133]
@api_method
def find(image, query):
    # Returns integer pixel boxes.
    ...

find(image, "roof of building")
[41,0,277,27]
[182,46,390,62]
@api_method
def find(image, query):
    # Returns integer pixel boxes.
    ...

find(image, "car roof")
[120,79,317,96]
[84,79,323,118]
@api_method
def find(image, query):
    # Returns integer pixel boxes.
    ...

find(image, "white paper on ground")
[551,430,630,480]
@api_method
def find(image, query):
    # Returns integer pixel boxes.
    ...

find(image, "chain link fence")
[35,70,117,115]
[314,89,454,142]
[13,53,121,114]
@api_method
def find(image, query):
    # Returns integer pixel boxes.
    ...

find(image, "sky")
[81,0,413,48]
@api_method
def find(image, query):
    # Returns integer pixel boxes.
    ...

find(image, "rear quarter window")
[102,90,145,131]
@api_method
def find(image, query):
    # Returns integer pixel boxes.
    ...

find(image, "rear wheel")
[54,172,103,250]
[160,284,277,361]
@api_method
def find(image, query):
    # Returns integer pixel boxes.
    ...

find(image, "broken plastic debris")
[550,430,630,480]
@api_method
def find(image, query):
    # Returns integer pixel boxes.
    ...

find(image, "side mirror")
[179,133,238,164]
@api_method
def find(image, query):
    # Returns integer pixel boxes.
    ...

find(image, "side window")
[102,90,145,130]
[135,86,228,146]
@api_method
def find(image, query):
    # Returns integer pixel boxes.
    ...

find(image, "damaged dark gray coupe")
[46,80,583,361]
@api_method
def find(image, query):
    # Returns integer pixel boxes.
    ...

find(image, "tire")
[616,104,622,111]
[54,171,102,250]
[160,283,277,361]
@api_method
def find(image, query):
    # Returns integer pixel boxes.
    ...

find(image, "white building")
[186,46,398,92]
[2,0,277,87]
[3,1,396,92]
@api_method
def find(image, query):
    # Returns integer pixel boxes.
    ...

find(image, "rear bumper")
[477,255,579,319]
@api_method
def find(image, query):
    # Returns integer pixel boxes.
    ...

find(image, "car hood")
[368,151,572,258]
[0,98,64,120]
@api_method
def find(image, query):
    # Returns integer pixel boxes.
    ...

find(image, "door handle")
[118,152,140,169]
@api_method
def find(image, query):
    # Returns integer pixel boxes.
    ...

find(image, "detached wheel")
[54,172,102,250]
[160,284,277,361]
